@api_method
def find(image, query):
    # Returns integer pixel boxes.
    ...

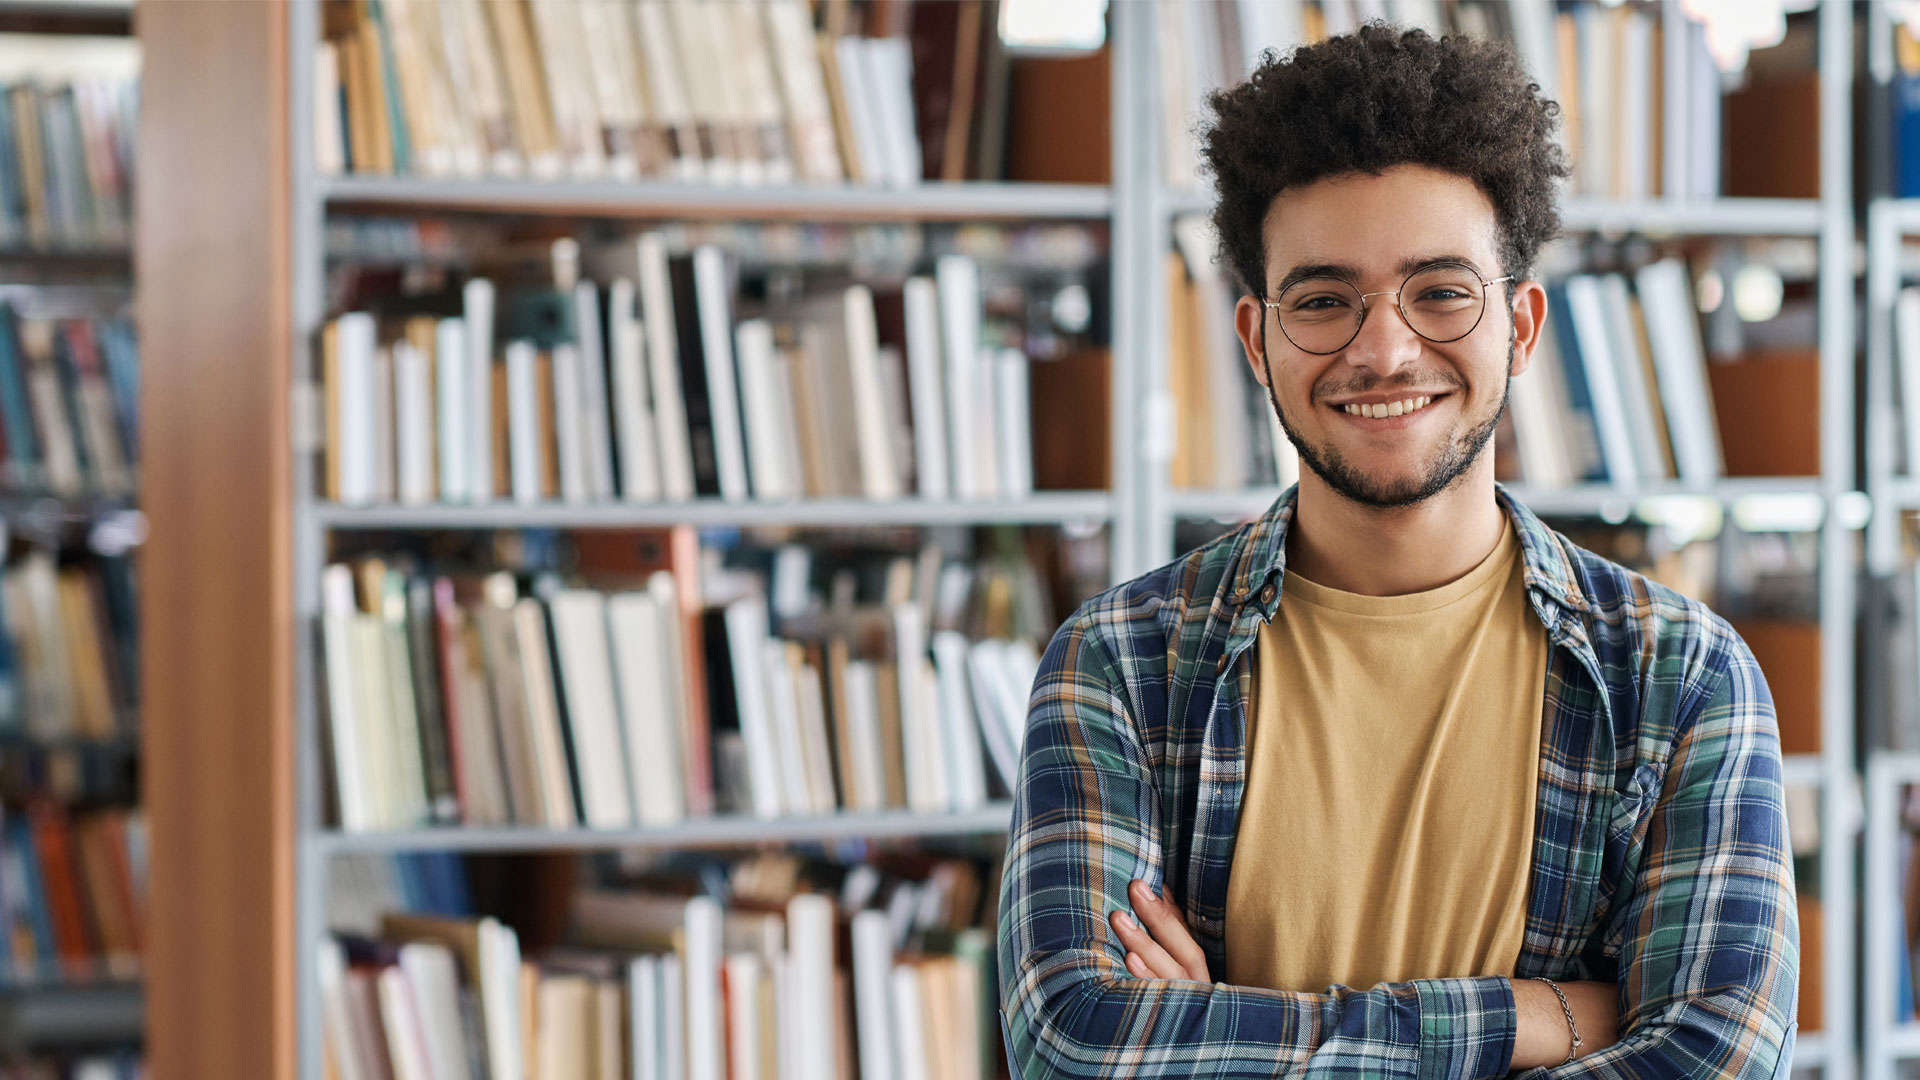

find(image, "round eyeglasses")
[1262,262,1515,356]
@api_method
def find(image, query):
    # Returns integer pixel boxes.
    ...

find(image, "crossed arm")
[996,618,1799,1079]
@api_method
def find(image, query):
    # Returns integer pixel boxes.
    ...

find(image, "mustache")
[1314,371,1467,398]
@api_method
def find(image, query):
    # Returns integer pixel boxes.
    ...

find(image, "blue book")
[7,818,56,980]
[1545,282,1608,483]
[1899,70,1920,199]
[99,318,137,461]
[1901,836,1917,1022]
[0,306,40,489]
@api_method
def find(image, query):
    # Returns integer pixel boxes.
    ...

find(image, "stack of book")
[0,305,136,501]
[321,235,1078,507]
[0,802,143,986]
[1157,0,1725,202]
[322,854,999,1080]
[315,0,1033,187]
[0,553,136,747]
[321,530,1051,833]
[0,76,134,250]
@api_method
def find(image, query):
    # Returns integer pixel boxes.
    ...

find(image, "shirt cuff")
[1413,975,1517,1080]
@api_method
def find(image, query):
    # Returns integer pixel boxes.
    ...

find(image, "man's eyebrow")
[1271,254,1487,296]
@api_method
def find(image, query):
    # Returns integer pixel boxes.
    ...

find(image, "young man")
[997,25,1798,1079]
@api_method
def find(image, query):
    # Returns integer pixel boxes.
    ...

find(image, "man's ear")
[1234,293,1270,388]
[1507,280,1549,378]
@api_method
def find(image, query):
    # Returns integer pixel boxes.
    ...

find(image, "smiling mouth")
[1333,393,1447,419]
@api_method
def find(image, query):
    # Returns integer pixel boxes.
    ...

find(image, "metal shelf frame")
[315,493,1115,532]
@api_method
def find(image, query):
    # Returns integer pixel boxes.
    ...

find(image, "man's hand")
[1109,879,1211,982]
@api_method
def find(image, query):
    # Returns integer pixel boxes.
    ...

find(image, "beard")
[1261,328,1515,510]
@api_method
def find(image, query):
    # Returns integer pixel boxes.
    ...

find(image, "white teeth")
[1343,395,1435,418]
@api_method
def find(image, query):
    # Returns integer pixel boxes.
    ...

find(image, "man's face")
[1235,164,1539,508]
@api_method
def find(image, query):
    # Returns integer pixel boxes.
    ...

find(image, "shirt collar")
[1227,482,1591,617]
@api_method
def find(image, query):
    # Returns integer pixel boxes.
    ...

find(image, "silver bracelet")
[1530,977,1582,1065]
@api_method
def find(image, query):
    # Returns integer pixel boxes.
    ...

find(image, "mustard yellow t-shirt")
[1222,521,1547,993]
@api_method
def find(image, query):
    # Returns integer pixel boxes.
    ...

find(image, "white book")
[692,245,751,501]
[834,38,890,187]
[514,598,579,827]
[1561,276,1640,488]
[1234,0,1306,74]
[463,279,497,502]
[552,343,590,504]
[727,1,794,185]
[891,603,946,813]
[970,347,1002,500]
[865,37,922,187]
[842,660,887,812]
[318,939,371,1080]
[1634,259,1724,485]
[1506,350,1573,489]
[1618,7,1654,200]
[887,965,932,1080]
[573,281,619,500]
[930,631,988,812]
[1576,4,1616,198]
[1596,274,1671,484]
[761,641,811,816]
[335,312,379,506]
[505,340,543,504]
[607,590,685,825]
[637,235,697,500]
[849,911,896,1080]
[607,277,664,502]
[1687,18,1721,200]
[724,597,784,820]
[549,590,637,829]
[735,319,797,501]
[632,955,662,1080]
[434,319,470,503]
[397,943,475,1080]
[934,256,983,498]
[374,574,431,828]
[965,639,1019,793]
[648,571,702,818]
[660,953,685,1080]
[321,565,372,833]
[377,967,435,1080]
[634,0,705,180]
[901,277,949,499]
[993,349,1032,499]
[394,340,436,505]
[371,345,395,502]
[684,896,725,1080]
[786,895,838,1080]
[480,918,526,1080]
[1506,0,1561,113]
[844,285,902,500]
[794,662,837,814]
[724,953,763,1080]
[350,614,399,828]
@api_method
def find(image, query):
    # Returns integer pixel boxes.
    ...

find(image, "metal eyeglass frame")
[1260,262,1516,356]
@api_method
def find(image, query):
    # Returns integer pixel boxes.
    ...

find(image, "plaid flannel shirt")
[998,485,1798,1079]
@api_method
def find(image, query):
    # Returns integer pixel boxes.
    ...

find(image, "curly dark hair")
[1200,23,1569,297]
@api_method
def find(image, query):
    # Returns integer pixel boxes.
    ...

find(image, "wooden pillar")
[136,3,292,1078]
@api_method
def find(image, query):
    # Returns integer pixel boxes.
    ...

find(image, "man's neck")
[1284,463,1507,597]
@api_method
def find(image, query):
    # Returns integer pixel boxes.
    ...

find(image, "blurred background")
[0,0,1905,1076]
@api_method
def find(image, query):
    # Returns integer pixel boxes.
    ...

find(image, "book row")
[324,856,1000,1080]
[322,533,1054,833]
[1159,0,1729,202]
[322,239,1092,509]
[316,0,1029,188]
[0,306,136,500]
[0,78,134,251]
[0,553,135,748]
[0,803,143,987]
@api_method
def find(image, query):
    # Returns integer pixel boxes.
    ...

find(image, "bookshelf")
[133,1,1869,1078]
[1126,2,1858,1078]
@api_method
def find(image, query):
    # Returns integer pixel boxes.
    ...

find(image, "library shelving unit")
[1859,5,1920,1079]
[1117,1,1859,1076]
[135,2,1861,1079]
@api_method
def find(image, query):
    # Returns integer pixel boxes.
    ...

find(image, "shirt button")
[1260,583,1277,604]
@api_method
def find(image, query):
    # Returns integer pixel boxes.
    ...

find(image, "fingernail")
[1114,910,1136,930]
